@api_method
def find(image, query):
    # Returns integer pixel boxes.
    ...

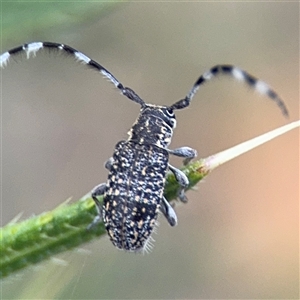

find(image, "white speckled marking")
[0,52,10,67]
[203,70,213,80]
[101,69,119,87]
[255,80,270,95]
[74,51,90,64]
[232,67,245,81]
[24,42,43,59]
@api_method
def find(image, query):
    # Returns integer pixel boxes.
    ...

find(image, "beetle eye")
[165,108,174,117]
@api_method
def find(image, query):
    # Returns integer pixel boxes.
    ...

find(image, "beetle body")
[0,42,288,252]
[104,141,168,250]
[95,105,176,251]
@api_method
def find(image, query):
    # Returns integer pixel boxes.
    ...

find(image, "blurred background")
[1,1,299,299]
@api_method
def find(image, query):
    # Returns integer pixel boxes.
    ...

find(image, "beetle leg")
[160,196,178,226]
[168,146,197,165]
[168,164,189,202]
[87,182,106,229]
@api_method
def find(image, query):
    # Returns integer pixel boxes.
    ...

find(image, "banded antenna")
[1,42,288,117]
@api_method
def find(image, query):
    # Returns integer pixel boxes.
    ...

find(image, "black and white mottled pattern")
[171,65,289,117]
[1,41,288,117]
[104,141,169,251]
[1,41,289,252]
[0,41,145,106]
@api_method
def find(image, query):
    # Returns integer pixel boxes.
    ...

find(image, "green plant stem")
[1,120,298,279]
[0,159,207,279]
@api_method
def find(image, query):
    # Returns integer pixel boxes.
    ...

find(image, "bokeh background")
[1,2,299,299]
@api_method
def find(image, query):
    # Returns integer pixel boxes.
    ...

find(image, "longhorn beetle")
[1,42,289,252]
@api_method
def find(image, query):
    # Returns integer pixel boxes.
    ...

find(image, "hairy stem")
[1,121,298,279]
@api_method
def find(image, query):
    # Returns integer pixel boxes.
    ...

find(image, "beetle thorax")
[127,105,176,149]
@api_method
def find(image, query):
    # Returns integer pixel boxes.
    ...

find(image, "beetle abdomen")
[103,141,169,251]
